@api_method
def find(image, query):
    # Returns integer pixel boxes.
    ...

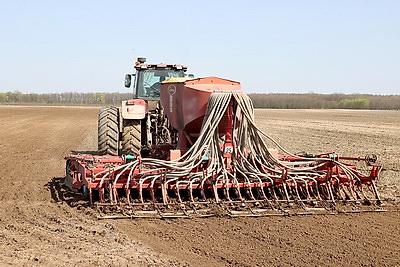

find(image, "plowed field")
[0,106,399,266]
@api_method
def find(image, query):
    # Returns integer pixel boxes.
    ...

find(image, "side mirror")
[125,74,132,88]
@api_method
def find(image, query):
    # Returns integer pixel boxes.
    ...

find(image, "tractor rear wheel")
[122,120,141,155]
[98,107,120,155]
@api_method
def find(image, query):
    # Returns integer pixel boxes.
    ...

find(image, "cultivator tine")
[89,187,94,205]
[212,181,220,204]
[282,184,291,203]
[326,183,335,203]
[370,180,382,204]
[139,176,150,204]
[125,188,131,205]
[189,178,199,202]
[99,188,105,203]
[149,176,157,203]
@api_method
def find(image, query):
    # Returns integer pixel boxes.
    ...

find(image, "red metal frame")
[65,150,382,208]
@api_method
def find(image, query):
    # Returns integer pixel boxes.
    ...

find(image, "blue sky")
[0,0,399,94]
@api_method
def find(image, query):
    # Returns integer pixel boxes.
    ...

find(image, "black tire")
[122,120,141,155]
[98,107,120,155]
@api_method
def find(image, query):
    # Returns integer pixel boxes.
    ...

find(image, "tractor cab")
[125,57,187,99]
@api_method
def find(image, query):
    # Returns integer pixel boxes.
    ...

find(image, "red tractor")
[98,57,189,156]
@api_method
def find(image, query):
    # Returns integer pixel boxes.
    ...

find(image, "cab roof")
[134,62,188,72]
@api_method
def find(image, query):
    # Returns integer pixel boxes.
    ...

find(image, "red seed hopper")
[160,77,241,149]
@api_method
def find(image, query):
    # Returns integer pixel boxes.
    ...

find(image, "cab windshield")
[136,69,185,98]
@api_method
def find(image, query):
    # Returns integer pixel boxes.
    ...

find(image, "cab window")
[137,69,184,98]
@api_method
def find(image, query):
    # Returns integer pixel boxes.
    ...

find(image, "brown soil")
[0,106,399,266]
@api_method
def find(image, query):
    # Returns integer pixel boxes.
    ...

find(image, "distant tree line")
[248,93,400,110]
[0,91,399,110]
[0,91,132,106]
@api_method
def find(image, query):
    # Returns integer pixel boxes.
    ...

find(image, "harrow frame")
[65,151,384,219]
